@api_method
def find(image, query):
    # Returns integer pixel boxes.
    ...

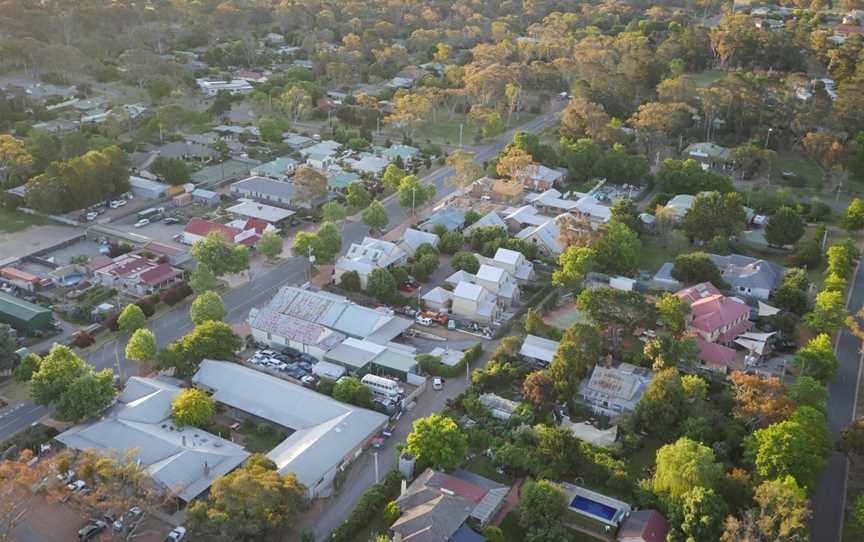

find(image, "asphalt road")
[811,259,864,542]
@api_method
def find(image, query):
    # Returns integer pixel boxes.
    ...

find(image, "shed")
[0,292,52,334]
[192,188,220,205]
[129,175,168,200]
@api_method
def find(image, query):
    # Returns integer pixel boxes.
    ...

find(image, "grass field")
[403,111,539,146]
[771,151,825,188]
[0,209,51,233]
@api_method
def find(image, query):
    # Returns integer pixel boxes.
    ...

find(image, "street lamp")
[411,186,416,215]
[764,128,774,150]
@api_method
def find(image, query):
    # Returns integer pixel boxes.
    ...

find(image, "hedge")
[329,469,404,542]
[417,344,483,378]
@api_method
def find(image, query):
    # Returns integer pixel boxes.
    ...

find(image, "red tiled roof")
[184,218,241,242]
[243,217,271,234]
[617,510,669,542]
[86,256,113,273]
[689,294,750,334]
[141,241,186,257]
[676,282,722,304]
[102,255,152,278]
[435,476,487,503]
[139,263,181,286]
[695,337,737,367]
[0,267,39,283]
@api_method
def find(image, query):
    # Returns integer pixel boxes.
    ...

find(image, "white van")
[361,374,402,399]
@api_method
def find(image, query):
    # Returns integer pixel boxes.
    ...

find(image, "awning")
[758,301,781,317]
[738,331,776,342]
[735,338,768,355]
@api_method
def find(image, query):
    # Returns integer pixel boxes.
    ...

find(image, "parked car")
[398,283,414,294]
[113,506,144,532]
[85,212,99,221]
[109,200,127,209]
[165,526,186,542]
[56,469,75,485]
[432,377,443,391]
[281,346,301,358]
[134,219,150,228]
[67,480,87,492]
[78,520,106,541]
[415,315,433,326]
[164,217,180,224]
[301,375,317,386]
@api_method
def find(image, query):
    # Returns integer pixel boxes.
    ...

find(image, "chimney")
[400,479,407,497]
[203,460,210,477]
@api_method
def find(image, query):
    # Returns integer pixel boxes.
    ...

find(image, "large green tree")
[547,323,602,398]
[593,221,641,275]
[405,414,468,470]
[126,328,157,366]
[793,333,839,383]
[190,264,219,293]
[553,246,596,291]
[346,182,372,209]
[671,252,725,286]
[332,376,374,408]
[118,304,146,335]
[192,232,250,277]
[805,290,847,333]
[159,321,242,379]
[683,191,747,242]
[765,206,805,247]
[172,388,216,428]
[636,368,687,435]
[190,291,227,325]
[519,480,567,529]
[186,454,306,541]
[257,230,283,261]
[398,175,435,212]
[655,292,691,336]
[0,324,17,373]
[652,437,723,499]
[30,345,115,422]
[362,200,389,234]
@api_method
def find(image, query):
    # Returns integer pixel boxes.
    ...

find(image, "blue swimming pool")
[570,496,617,521]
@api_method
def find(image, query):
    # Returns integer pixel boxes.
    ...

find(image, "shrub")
[329,470,404,542]
[340,270,362,291]
[135,298,155,318]
[71,331,95,348]
[104,312,120,332]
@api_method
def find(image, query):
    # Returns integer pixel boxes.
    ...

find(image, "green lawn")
[626,437,662,481]
[688,69,725,87]
[404,112,539,146]
[239,423,287,453]
[638,235,685,275]
[771,151,824,188]
[0,209,51,233]
[463,455,515,485]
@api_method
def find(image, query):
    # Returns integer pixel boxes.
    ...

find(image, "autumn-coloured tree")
[496,147,534,186]
[729,371,795,429]
[802,131,845,185]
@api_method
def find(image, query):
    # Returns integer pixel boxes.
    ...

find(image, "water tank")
[399,453,416,480]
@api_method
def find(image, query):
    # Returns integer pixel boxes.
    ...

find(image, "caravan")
[361,374,403,399]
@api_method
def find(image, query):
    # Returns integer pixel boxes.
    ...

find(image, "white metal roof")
[227,200,295,222]
[520,334,560,363]
[454,281,485,301]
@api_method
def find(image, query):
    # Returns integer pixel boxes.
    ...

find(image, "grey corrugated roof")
[520,334,560,363]
[232,176,295,200]
[707,253,787,290]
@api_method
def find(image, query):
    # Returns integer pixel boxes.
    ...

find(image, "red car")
[398,283,415,293]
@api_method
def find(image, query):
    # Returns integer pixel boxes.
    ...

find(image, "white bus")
[361,374,402,399]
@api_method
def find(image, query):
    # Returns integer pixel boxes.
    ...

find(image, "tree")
[681,374,709,402]
[190,264,219,293]
[655,293,691,336]
[729,371,795,429]
[636,369,687,436]
[652,437,723,499]
[257,230,283,261]
[765,206,805,247]
[672,487,728,542]
[386,92,432,137]
[346,182,372,209]
[382,164,406,192]
[576,288,654,335]
[405,414,468,470]
[802,131,844,184]
[672,252,725,286]
[315,222,342,263]
[294,165,329,203]
[411,253,439,282]
[655,158,734,194]
[333,377,374,408]
[126,328,157,366]
[643,335,700,371]
[118,304,146,335]
[172,388,215,428]
[367,268,397,301]
[746,406,832,489]
[553,246,595,291]
[827,244,855,279]
[192,232,250,277]
[451,251,480,274]
[446,150,482,195]
[496,147,534,186]
[186,454,306,541]
[722,477,810,542]
[523,371,556,409]
[610,198,641,233]
[190,291,227,325]
[805,290,847,333]
[398,175,435,212]
[548,323,602,398]
[0,325,16,373]
[54,370,116,422]
[322,201,348,223]
[683,191,747,243]
[31,345,115,422]
[150,156,190,185]
[524,309,562,341]
[0,134,33,184]
[592,221,641,275]
[362,200,389,234]
[159,321,242,379]
[519,480,567,528]
[789,376,828,412]
[792,333,839,383]
[844,198,864,232]
[438,232,464,254]
[14,353,40,382]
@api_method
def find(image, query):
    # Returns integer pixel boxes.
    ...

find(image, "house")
[526,191,611,230]
[231,176,295,208]
[267,286,413,345]
[235,69,270,84]
[525,164,566,191]
[706,253,787,300]
[300,140,342,168]
[324,337,418,379]
[652,262,681,291]
[478,393,519,420]
[481,247,535,283]
[571,195,613,229]
[520,334,560,366]
[129,175,168,200]
[248,307,346,360]
[326,168,363,191]
[181,218,259,247]
[343,153,390,177]
[56,376,249,502]
[526,189,580,214]
[381,144,420,164]
[390,468,509,541]
[451,282,500,324]
[251,157,299,179]
[475,264,519,308]
[0,292,52,335]
[90,253,183,297]
[192,188,220,205]
[617,510,670,542]
[399,228,440,256]
[0,267,40,292]
[226,200,295,225]
[683,142,732,168]
[514,216,565,256]
[428,347,465,368]
[579,363,654,417]
[140,242,191,266]
[660,194,695,222]
[155,141,220,162]
[422,287,454,312]
[677,282,752,373]
[282,133,314,149]
[418,208,465,233]
[196,78,254,97]
[464,211,507,236]
[334,237,408,289]
[192,360,387,499]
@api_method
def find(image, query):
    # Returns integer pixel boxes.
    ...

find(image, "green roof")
[191,160,254,185]
[327,171,361,189]
[0,292,51,322]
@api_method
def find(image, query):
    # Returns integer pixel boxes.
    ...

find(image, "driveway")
[810,260,864,542]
